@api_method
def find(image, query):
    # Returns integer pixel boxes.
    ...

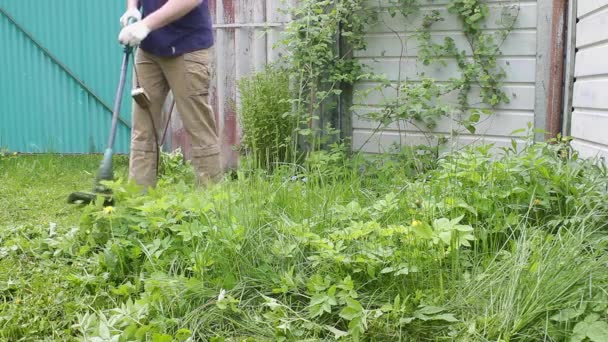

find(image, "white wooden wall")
[570,0,608,160]
[352,0,538,154]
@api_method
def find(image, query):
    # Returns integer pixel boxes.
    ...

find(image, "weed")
[1,139,607,341]
[237,64,296,169]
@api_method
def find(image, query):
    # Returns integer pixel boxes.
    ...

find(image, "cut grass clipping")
[0,141,607,341]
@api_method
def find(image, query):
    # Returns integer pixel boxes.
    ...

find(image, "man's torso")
[140,0,214,57]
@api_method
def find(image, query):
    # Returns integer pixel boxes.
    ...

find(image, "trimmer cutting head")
[67,45,132,208]
[67,191,114,206]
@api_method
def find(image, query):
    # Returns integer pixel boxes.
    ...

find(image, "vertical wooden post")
[534,0,569,141]
[561,0,577,137]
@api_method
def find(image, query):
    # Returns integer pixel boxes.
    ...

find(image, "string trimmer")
[67,45,133,206]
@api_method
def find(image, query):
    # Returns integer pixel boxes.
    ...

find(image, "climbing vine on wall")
[281,0,519,148]
[280,0,376,150]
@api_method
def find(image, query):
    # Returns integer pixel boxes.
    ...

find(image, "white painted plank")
[577,0,608,18]
[266,0,289,62]
[353,129,438,153]
[356,31,536,57]
[354,83,536,110]
[352,129,524,154]
[571,140,608,161]
[253,0,267,71]
[574,43,608,77]
[368,3,536,33]
[359,57,536,83]
[236,0,255,81]
[365,0,532,8]
[573,79,608,109]
[352,108,533,136]
[576,7,608,48]
[571,109,608,145]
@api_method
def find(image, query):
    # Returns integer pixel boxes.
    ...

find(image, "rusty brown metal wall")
[167,0,294,172]
[545,0,568,139]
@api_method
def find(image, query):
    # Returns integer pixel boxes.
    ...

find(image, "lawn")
[0,142,607,341]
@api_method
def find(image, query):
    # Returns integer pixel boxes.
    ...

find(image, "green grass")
[0,154,128,227]
[1,143,607,341]
[0,154,128,341]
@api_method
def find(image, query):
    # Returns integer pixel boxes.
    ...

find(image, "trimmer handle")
[127,16,139,25]
[122,17,139,54]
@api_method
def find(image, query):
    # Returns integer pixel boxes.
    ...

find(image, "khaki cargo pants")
[129,48,221,188]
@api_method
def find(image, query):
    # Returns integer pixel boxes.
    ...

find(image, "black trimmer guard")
[67,191,114,206]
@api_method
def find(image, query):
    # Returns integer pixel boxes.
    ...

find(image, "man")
[118,0,220,189]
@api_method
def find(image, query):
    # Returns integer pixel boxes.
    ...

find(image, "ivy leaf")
[586,321,608,342]
[152,334,173,342]
[411,222,433,239]
[550,305,586,322]
[400,317,415,324]
[431,313,459,322]
[348,316,366,341]
[394,265,410,276]
[309,291,337,318]
[98,318,111,340]
[340,298,364,321]
[469,13,484,23]
[380,267,394,274]
[325,326,349,339]
[380,303,394,312]
[465,124,476,134]
[572,315,608,342]
[469,112,481,123]
[417,305,446,315]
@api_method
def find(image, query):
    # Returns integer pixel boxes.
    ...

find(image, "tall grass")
[237,65,297,169]
[1,139,607,341]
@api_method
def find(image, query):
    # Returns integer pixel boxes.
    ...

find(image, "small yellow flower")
[103,206,115,215]
[411,219,422,227]
[15,298,21,305]
[533,199,541,206]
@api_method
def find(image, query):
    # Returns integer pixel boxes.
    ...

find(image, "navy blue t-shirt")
[139,0,214,57]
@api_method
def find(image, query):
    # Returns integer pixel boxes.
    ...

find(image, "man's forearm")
[142,0,202,31]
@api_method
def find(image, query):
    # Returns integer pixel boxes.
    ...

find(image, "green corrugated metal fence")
[0,1,132,153]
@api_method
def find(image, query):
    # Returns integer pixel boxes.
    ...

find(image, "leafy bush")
[2,139,608,341]
[63,139,608,340]
[158,148,195,185]
[237,65,296,169]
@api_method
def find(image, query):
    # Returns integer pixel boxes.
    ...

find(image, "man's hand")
[120,8,142,27]
[118,22,151,46]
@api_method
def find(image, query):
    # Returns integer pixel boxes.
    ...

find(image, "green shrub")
[237,65,296,169]
[3,138,608,341]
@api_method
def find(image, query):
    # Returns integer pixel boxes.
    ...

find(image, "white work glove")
[118,21,151,46]
[120,8,142,27]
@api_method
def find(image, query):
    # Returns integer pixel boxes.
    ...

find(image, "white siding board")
[577,0,608,18]
[353,2,538,154]
[366,0,534,8]
[352,109,534,136]
[354,83,535,111]
[266,0,291,62]
[353,130,437,153]
[576,7,608,48]
[357,30,536,57]
[571,140,608,160]
[360,57,536,83]
[571,0,608,162]
[368,3,536,33]
[352,129,524,154]
[571,110,608,145]
[574,43,608,77]
[572,79,608,109]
